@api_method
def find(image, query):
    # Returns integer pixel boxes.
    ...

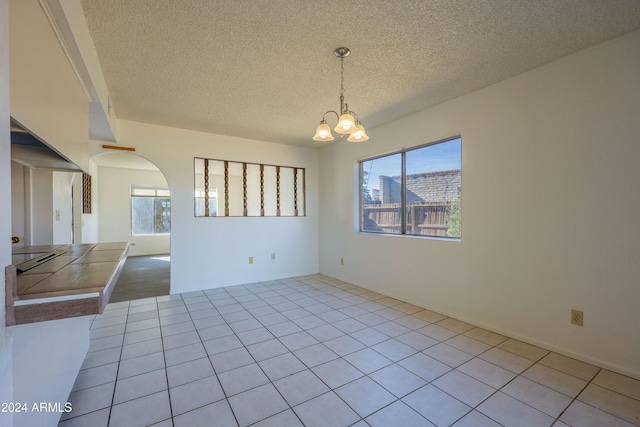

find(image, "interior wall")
[71,172,83,243]
[11,317,90,427]
[29,169,54,245]
[52,171,73,244]
[0,0,14,420]
[81,160,99,243]
[97,165,170,256]
[9,0,89,172]
[319,30,640,378]
[10,162,25,246]
[105,120,319,293]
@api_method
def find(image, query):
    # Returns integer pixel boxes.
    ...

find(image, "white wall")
[106,120,319,293]
[29,169,54,245]
[81,160,99,243]
[9,0,89,172]
[52,171,74,244]
[12,317,90,427]
[0,0,14,422]
[11,161,25,246]
[97,164,170,256]
[319,30,640,379]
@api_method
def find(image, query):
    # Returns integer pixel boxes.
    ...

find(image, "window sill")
[356,230,461,242]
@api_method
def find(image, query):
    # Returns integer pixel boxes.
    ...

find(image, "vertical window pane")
[154,198,171,234]
[405,138,461,237]
[361,153,402,234]
[132,197,153,235]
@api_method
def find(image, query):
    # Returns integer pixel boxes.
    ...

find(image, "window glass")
[131,187,171,235]
[361,153,402,234]
[131,188,156,197]
[131,197,154,235]
[153,198,171,234]
[405,139,461,237]
[359,137,461,239]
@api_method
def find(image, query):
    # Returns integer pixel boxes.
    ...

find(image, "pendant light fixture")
[313,47,369,143]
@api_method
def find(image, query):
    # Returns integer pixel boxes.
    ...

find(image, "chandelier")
[313,47,369,143]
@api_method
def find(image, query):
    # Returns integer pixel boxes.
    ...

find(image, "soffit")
[80,0,640,147]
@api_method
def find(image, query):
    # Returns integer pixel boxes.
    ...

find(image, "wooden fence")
[363,202,451,236]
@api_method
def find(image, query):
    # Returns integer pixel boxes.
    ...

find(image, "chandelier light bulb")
[335,112,357,134]
[347,121,369,142]
[313,120,334,141]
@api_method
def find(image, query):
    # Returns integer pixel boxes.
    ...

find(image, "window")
[131,187,171,235]
[360,137,461,238]
[194,158,305,217]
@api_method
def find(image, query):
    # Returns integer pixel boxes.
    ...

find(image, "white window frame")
[131,187,171,236]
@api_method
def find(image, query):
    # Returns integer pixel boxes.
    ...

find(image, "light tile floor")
[59,275,640,427]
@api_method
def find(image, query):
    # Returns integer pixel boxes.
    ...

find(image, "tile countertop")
[5,242,129,326]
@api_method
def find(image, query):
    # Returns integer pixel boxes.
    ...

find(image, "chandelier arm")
[322,110,340,122]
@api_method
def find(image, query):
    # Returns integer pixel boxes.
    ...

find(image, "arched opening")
[90,151,171,301]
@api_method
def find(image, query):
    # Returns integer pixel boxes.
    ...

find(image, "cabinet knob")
[11,236,20,244]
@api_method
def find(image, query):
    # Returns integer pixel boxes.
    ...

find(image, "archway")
[88,151,171,301]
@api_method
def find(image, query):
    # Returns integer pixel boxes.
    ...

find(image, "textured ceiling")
[80,0,640,147]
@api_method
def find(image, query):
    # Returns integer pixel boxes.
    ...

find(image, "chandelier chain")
[339,56,345,96]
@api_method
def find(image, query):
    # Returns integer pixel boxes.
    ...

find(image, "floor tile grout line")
[154,296,175,426]
[199,280,362,424]
[209,279,448,425]
[106,300,130,427]
[552,370,597,427]
[75,275,640,427]
[551,367,640,426]
[185,292,243,427]
[216,279,472,421]
[61,302,130,425]
[211,281,341,426]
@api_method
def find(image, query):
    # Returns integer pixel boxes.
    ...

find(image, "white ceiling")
[80,0,640,148]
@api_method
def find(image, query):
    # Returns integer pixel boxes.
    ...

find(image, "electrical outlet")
[340,258,344,265]
[571,309,583,326]
[271,253,275,260]
[248,256,254,264]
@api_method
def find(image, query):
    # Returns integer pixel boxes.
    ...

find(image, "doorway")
[91,151,171,301]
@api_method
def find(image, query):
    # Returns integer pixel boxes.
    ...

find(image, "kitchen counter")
[5,242,129,325]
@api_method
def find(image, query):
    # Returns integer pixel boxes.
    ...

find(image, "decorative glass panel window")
[359,137,461,238]
[131,187,171,235]
[194,158,305,217]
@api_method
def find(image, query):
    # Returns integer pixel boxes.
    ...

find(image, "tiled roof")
[380,169,461,204]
